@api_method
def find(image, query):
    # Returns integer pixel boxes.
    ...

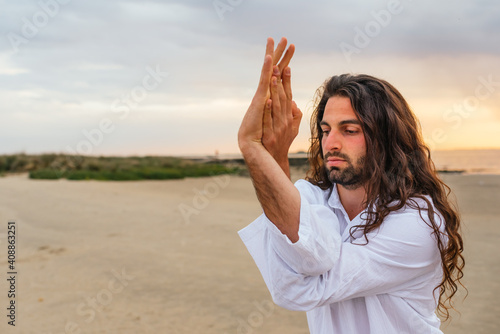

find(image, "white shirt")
[239,179,444,334]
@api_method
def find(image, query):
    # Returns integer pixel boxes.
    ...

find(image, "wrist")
[276,152,289,164]
[239,139,265,158]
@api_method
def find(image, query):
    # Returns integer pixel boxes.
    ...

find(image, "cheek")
[321,137,327,150]
[353,135,367,157]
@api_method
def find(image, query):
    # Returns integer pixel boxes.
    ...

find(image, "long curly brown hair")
[306,74,465,320]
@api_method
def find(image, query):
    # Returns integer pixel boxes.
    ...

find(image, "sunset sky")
[1,0,499,156]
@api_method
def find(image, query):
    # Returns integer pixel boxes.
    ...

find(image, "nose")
[322,129,342,152]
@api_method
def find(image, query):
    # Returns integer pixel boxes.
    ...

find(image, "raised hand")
[237,38,275,150]
[238,37,302,178]
[263,39,302,177]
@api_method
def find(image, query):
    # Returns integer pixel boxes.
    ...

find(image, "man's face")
[320,96,367,189]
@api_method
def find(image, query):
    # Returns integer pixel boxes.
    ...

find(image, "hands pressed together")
[238,37,302,177]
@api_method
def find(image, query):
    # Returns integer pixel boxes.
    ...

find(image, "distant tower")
[215,149,219,161]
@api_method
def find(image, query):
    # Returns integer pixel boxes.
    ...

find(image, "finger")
[292,101,303,134]
[281,67,293,127]
[270,76,282,120]
[273,37,287,65]
[282,67,292,100]
[263,98,273,135]
[254,54,274,103]
[265,37,274,58]
[254,38,274,102]
[271,74,288,128]
[278,44,295,73]
[276,70,288,116]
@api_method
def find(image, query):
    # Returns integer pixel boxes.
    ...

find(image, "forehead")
[322,96,359,124]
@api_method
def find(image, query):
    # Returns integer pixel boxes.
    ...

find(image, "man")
[237,37,465,333]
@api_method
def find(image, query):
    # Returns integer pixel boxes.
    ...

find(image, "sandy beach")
[0,171,498,333]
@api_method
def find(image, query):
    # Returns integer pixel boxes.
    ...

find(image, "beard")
[324,152,366,190]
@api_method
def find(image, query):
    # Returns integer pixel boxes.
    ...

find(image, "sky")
[1,0,499,157]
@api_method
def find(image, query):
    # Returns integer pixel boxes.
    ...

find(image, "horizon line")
[1,147,500,158]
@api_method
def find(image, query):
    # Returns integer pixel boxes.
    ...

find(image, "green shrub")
[4,154,239,181]
[182,164,238,177]
[29,169,63,180]
[136,168,184,180]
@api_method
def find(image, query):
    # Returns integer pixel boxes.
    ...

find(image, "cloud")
[0,0,499,155]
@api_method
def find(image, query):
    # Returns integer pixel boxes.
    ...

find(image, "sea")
[208,149,500,175]
[430,149,500,175]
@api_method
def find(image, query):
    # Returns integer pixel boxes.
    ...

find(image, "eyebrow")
[320,119,361,127]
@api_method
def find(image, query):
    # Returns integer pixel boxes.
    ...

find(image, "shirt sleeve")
[238,181,443,312]
[261,179,343,276]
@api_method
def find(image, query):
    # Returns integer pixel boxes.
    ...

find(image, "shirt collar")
[327,183,343,210]
[327,183,369,242]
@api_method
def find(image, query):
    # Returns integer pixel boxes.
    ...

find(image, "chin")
[326,165,340,172]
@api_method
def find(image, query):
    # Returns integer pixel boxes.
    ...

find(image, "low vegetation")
[0,154,239,181]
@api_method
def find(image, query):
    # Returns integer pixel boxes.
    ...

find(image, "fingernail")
[272,77,277,85]
[273,66,280,75]
[285,67,291,76]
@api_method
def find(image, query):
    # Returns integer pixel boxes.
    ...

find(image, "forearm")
[277,157,291,179]
[241,143,300,242]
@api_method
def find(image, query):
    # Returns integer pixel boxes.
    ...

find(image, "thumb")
[292,101,302,119]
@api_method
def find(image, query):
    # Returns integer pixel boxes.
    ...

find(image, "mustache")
[324,151,351,163]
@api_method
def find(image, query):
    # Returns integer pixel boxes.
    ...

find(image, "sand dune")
[0,172,498,333]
